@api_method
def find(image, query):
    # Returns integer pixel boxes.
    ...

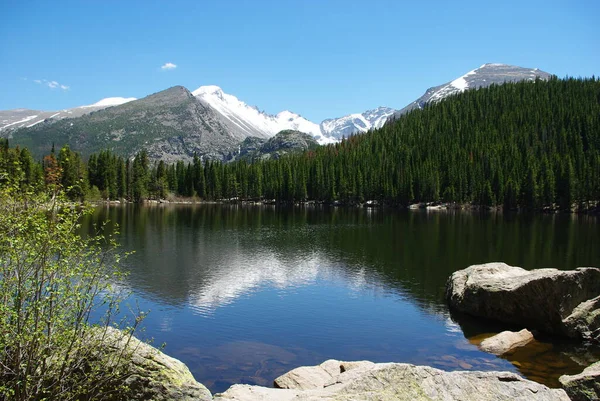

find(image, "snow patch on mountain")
[0,115,38,130]
[81,97,137,108]
[320,107,396,140]
[193,85,335,144]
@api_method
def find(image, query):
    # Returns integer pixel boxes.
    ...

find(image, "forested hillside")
[1,77,599,211]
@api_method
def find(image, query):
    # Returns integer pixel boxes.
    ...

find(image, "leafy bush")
[0,181,142,400]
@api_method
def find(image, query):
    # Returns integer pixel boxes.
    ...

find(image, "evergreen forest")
[1,77,599,211]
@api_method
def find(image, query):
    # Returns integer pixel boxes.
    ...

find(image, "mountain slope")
[7,86,240,162]
[193,85,333,144]
[392,63,552,118]
[0,97,136,132]
[320,107,395,140]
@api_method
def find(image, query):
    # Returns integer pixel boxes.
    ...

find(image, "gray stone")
[559,361,600,401]
[445,263,600,340]
[480,329,535,355]
[563,296,600,342]
[99,327,212,401]
[274,359,345,390]
[215,360,569,401]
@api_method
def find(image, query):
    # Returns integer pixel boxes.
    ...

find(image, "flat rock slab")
[560,361,600,401]
[273,359,373,390]
[445,263,600,340]
[215,360,569,401]
[480,329,535,355]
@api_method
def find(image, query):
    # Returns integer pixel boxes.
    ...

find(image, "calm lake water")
[82,204,600,393]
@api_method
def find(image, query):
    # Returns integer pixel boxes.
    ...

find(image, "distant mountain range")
[0,63,552,161]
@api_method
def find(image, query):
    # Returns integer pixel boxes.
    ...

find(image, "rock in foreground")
[101,327,212,401]
[215,359,568,400]
[445,263,600,341]
[480,329,535,355]
[560,361,600,401]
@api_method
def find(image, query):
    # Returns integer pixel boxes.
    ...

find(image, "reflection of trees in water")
[80,205,600,313]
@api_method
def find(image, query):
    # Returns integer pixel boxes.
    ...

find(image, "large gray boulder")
[98,327,212,401]
[445,263,600,341]
[215,359,569,400]
[559,361,600,401]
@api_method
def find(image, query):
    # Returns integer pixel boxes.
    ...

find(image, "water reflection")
[81,204,600,391]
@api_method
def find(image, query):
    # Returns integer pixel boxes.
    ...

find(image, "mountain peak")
[192,85,224,98]
[193,84,328,143]
[393,63,552,118]
[478,63,509,69]
[134,86,194,106]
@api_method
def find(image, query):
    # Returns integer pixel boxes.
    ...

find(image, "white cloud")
[33,78,69,90]
[161,62,177,70]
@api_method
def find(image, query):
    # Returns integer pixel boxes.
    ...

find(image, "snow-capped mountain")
[320,107,396,140]
[392,63,552,118]
[193,85,335,144]
[2,62,555,159]
[0,97,137,132]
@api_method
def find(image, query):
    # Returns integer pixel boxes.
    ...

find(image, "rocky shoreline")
[105,263,600,400]
[90,198,600,215]
[122,350,597,400]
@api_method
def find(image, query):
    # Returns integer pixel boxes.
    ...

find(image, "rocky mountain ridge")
[0,97,136,132]
[1,63,553,161]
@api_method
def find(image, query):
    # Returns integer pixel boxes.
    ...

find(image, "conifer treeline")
[1,77,599,210]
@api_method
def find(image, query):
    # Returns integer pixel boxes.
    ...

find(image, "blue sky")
[1,0,598,122]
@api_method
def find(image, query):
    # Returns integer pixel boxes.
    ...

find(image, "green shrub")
[0,182,142,400]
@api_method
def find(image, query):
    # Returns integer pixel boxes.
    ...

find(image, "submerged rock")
[215,359,569,400]
[445,263,600,341]
[480,329,535,355]
[559,361,600,401]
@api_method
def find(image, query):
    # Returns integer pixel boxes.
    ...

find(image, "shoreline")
[88,198,600,215]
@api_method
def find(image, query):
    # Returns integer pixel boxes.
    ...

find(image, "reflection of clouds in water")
[189,251,326,315]
[347,267,367,291]
[187,250,393,315]
[444,316,462,336]
[159,315,173,332]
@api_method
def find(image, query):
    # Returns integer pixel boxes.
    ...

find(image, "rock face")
[101,327,212,401]
[446,263,600,341]
[563,296,600,341]
[560,361,600,401]
[480,329,535,355]
[215,359,568,401]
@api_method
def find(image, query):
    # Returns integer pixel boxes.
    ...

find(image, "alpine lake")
[81,204,600,394]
